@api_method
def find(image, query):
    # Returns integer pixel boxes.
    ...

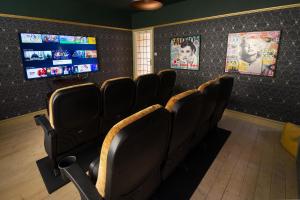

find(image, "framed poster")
[225,31,280,77]
[170,36,200,70]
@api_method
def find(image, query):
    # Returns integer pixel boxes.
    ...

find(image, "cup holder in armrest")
[58,156,77,181]
[58,156,103,199]
[34,115,42,125]
[59,156,76,168]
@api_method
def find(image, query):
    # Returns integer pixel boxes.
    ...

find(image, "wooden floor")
[191,111,298,200]
[0,110,297,200]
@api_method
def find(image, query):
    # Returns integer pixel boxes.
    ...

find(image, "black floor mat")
[36,143,100,194]
[151,128,230,200]
[36,128,230,196]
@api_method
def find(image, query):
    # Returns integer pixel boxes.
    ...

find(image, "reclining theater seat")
[90,105,171,200]
[100,77,136,137]
[163,89,204,179]
[192,80,220,146]
[35,83,102,175]
[134,73,160,111]
[210,76,234,130]
[157,69,177,106]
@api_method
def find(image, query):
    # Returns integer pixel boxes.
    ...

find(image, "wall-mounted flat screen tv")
[19,33,100,80]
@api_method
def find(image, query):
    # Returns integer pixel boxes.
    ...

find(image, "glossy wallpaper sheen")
[0,17,132,120]
[154,8,300,124]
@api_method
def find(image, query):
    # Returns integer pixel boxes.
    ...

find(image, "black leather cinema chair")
[192,80,220,146]
[134,73,160,111]
[163,89,204,179]
[100,77,136,136]
[59,105,171,200]
[210,76,234,130]
[157,69,176,106]
[34,83,102,176]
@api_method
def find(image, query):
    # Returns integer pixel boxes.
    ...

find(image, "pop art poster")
[225,31,280,77]
[171,36,200,70]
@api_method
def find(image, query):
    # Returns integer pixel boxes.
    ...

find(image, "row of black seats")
[57,75,234,200]
[35,70,176,176]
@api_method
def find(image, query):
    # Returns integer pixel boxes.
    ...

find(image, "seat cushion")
[281,122,300,158]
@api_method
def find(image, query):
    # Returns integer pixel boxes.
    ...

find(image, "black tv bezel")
[18,32,100,81]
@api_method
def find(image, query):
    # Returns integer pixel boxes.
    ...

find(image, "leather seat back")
[198,80,220,125]
[96,105,171,200]
[49,83,102,155]
[215,76,234,123]
[193,80,220,145]
[100,77,136,135]
[157,69,176,106]
[134,73,160,111]
[163,89,204,178]
[208,76,234,131]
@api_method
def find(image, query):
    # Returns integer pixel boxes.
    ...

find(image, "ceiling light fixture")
[130,0,163,11]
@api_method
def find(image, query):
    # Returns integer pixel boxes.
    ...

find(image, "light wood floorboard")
[191,112,298,200]
[0,110,297,200]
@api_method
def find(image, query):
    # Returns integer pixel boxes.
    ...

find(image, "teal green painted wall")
[0,0,132,28]
[132,0,300,28]
[1,0,299,29]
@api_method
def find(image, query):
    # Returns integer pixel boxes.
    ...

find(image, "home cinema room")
[0,0,300,199]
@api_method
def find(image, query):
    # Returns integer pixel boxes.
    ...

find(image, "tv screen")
[19,33,100,80]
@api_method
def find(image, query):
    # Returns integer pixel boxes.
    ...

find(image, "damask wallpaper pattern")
[0,8,299,123]
[0,17,133,120]
[154,8,300,124]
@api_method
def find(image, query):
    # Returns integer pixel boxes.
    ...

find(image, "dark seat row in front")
[58,75,234,200]
[35,70,176,176]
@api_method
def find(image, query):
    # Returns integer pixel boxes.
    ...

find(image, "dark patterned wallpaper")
[154,8,300,124]
[0,17,132,120]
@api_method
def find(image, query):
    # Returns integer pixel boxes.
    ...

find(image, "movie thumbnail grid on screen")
[23,50,97,61]
[20,33,96,44]
[20,33,99,80]
[25,64,98,79]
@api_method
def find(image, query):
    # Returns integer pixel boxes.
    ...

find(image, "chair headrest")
[218,76,234,98]
[219,75,234,83]
[49,83,101,129]
[135,73,159,84]
[165,89,199,112]
[100,77,135,118]
[158,69,176,80]
[157,70,177,105]
[135,73,160,109]
[197,80,218,93]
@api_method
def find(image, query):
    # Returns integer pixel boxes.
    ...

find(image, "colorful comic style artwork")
[170,36,200,70]
[225,31,280,77]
